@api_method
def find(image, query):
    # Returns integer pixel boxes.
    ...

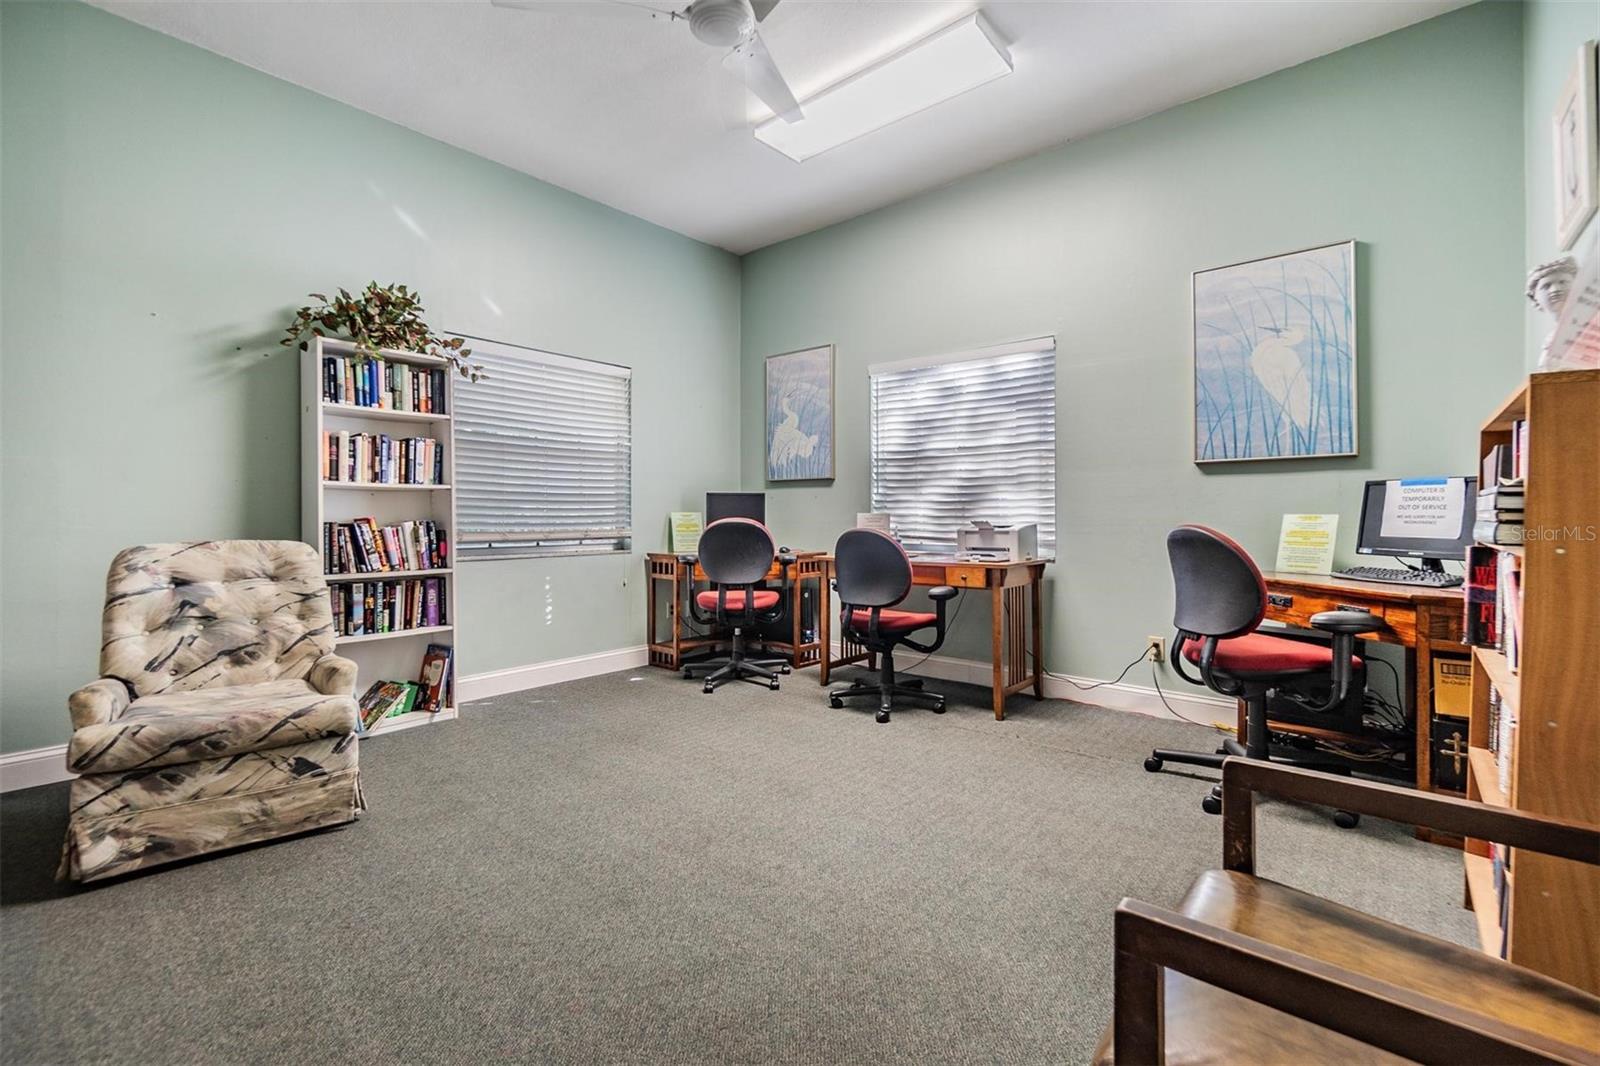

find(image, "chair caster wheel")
[1201,793,1222,816]
[875,710,891,724]
[1334,810,1360,829]
[829,697,844,709]
[931,702,946,713]
[769,680,780,691]
[780,665,791,674]
[682,669,693,679]
[1144,757,1163,773]
[702,684,715,694]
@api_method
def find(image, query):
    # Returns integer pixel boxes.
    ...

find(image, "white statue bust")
[1526,255,1579,367]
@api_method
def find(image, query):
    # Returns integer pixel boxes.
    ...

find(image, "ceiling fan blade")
[490,0,682,19]
[750,0,780,22]
[723,29,802,123]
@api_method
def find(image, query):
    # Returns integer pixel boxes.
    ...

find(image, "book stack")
[1473,484,1525,546]
[322,518,447,574]
[322,354,447,414]
[320,431,444,484]
[1475,426,1527,546]
[331,577,447,637]
[357,680,422,731]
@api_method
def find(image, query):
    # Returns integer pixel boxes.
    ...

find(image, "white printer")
[955,521,1039,562]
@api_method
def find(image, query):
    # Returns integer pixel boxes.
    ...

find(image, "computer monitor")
[706,491,765,525]
[1354,476,1476,573]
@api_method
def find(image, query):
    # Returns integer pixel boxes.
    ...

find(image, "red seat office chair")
[1145,525,1383,827]
[829,528,958,723]
[682,518,795,694]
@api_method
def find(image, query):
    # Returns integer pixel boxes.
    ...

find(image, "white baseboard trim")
[835,647,1235,724]
[456,644,650,703]
[0,744,71,793]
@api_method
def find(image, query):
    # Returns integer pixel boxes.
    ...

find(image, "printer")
[955,521,1039,562]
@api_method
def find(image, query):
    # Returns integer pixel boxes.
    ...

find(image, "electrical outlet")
[1145,635,1165,664]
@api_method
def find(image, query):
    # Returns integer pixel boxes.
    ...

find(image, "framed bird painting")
[765,345,835,481]
[1192,240,1357,463]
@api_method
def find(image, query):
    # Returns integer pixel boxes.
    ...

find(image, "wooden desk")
[644,552,827,672]
[818,556,1049,720]
[1259,571,1467,797]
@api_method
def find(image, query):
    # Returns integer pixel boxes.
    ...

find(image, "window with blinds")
[453,337,632,559]
[869,338,1056,554]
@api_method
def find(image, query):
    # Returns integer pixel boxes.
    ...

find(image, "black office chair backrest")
[833,528,912,608]
[1167,525,1266,638]
[699,518,776,586]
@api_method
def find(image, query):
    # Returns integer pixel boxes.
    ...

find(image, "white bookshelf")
[301,337,459,738]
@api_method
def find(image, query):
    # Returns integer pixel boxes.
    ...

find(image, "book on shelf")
[323,353,448,415]
[1472,520,1524,545]
[356,680,423,731]
[320,431,444,485]
[1498,550,1523,672]
[331,578,447,637]
[1475,486,1524,520]
[322,518,447,574]
[1480,441,1526,491]
[1463,544,1498,646]
[417,643,453,712]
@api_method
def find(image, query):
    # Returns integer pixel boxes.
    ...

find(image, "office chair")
[1145,525,1384,827]
[828,528,958,723]
[681,518,795,694]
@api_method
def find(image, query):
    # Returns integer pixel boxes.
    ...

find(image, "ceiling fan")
[491,0,804,124]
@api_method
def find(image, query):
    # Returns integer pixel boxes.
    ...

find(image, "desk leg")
[991,582,1006,720]
[1031,573,1044,700]
[818,567,831,686]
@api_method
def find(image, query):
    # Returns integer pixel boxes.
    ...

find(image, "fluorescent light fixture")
[754,12,1013,163]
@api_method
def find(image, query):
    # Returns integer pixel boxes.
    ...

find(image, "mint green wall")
[1523,0,1600,368]
[738,3,1526,682]
[0,1,741,753]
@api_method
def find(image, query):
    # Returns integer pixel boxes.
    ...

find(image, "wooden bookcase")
[1462,368,1599,994]
[301,338,459,737]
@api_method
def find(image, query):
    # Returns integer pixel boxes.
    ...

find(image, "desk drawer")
[1265,590,1390,629]
[928,563,985,589]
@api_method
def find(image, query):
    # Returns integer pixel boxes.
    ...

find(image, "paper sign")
[1276,514,1338,574]
[1380,478,1464,540]
[669,512,703,554]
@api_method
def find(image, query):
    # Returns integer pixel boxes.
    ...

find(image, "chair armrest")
[1221,758,1600,875]
[1111,898,1583,1065]
[928,585,958,602]
[308,653,359,696]
[68,678,131,730]
[1309,610,1383,634]
[777,552,798,566]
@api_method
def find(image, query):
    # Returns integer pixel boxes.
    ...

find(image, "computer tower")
[1264,658,1369,735]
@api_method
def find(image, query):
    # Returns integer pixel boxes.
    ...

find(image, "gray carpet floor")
[1,666,1473,1065]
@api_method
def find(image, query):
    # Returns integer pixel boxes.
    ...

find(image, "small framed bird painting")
[1192,240,1357,463]
[765,344,835,481]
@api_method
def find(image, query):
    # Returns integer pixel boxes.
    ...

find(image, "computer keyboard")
[1335,565,1463,588]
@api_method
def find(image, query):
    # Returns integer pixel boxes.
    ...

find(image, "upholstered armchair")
[60,540,365,882]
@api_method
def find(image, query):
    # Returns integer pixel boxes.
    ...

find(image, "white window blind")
[453,337,632,559]
[869,338,1056,554]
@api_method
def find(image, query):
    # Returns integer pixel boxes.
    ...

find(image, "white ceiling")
[93,0,1467,254]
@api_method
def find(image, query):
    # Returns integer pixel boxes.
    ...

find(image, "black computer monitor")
[706,491,765,525]
[1354,477,1476,573]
